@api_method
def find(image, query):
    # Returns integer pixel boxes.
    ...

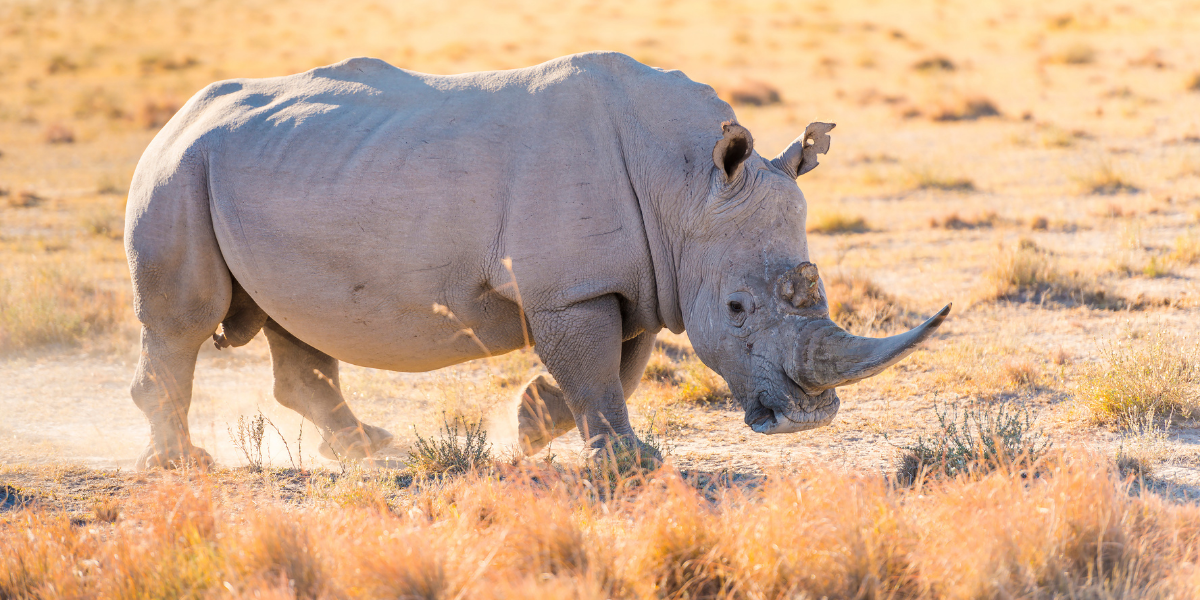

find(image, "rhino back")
[160,53,721,370]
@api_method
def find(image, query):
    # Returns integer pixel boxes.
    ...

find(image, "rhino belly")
[208,195,520,371]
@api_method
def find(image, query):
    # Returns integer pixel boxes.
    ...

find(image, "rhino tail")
[212,276,268,349]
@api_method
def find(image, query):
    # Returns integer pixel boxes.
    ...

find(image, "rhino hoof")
[136,444,214,471]
[318,423,395,461]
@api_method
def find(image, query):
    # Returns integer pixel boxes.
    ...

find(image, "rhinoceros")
[124,51,948,469]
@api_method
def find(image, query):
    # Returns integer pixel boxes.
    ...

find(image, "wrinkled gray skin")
[124,52,948,469]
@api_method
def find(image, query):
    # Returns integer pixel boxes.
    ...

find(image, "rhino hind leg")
[262,319,395,461]
[517,375,577,455]
[212,277,267,349]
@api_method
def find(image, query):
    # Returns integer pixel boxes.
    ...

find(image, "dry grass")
[1171,230,1200,265]
[2,455,1200,598]
[806,211,870,234]
[908,168,976,192]
[978,238,1115,307]
[1076,162,1140,195]
[929,95,1001,122]
[0,260,128,352]
[825,273,917,336]
[1187,73,1200,92]
[928,211,998,229]
[892,402,1048,484]
[1077,331,1200,429]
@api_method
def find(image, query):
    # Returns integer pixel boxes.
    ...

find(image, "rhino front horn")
[791,303,952,391]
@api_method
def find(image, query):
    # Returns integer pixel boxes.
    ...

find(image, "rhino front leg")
[528,295,661,460]
[263,319,394,460]
[517,330,657,455]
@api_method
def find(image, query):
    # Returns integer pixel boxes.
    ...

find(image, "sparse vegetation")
[1049,43,1097,65]
[1186,72,1200,92]
[980,238,1115,307]
[7,452,1200,598]
[408,413,494,475]
[1170,230,1200,265]
[893,401,1048,484]
[929,211,998,229]
[912,55,955,72]
[4,2,1200,597]
[1075,162,1139,195]
[930,95,1001,121]
[909,168,976,192]
[806,211,869,234]
[1077,331,1200,429]
[724,79,781,106]
[825,273,916,336]
[0,261,128,352]
[228,412,268,471]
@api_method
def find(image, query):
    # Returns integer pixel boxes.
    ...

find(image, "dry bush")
[5,190,42,208]
[641,347,680,384]
[1030,215,1049,230]
[1048,43,1097,65]
[1170,231,1200,265]
[893,402,1048,484]
[1114,413,1177,479]
[43,123,74,144]
[238,510,329,599]
[91,495,121,523]
[673,356,732,404]
[139,98,181,129]
[978,238,1116,308]
[4,456,1200,598]
[807,211,869,234]
[641,337,729,405]
[1075,162,1139,195]
[912,55,955,72]
[825,273,917,336]
[1077,331,1200,429]
[929,211,998,229]
[930,96,1001,121]
[1186,73,1200,92]
[0,261,128,352]
[909,168,975,192]
[408,414,494,475]
[725,79,781,106]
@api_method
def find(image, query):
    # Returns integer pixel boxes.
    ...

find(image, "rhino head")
[680,121,950,434]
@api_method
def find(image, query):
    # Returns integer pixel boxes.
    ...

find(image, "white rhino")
[124,52,949,469]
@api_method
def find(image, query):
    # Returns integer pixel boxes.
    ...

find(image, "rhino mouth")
[744,386,840,435]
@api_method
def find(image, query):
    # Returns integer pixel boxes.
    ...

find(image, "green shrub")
[893,402,1049,484]
[408,414,493,475]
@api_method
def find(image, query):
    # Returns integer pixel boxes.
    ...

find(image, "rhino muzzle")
[747,262,952,435]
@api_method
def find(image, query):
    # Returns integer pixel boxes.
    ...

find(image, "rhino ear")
[712,121,754,181]
[771,122,836,179]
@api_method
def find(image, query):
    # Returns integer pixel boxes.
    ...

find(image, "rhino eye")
[725,292,754,327]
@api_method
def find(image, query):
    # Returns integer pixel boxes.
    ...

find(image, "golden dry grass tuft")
[908,168,976,192]
[4,456,1200,598]
[825,272,917,336]
[1171,230,1200,265]
[806,211,870,234]
[1076,162,1140,195]
[0,261,128,352]
[978,238,1115,307]
[1077,331,1200,429]
[1187,73,1200,92]
[930,95,1001,122]
[928,211,998,229]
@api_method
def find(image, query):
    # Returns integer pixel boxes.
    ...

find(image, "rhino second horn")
[794,303,952,391]
[777,262,822,309]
